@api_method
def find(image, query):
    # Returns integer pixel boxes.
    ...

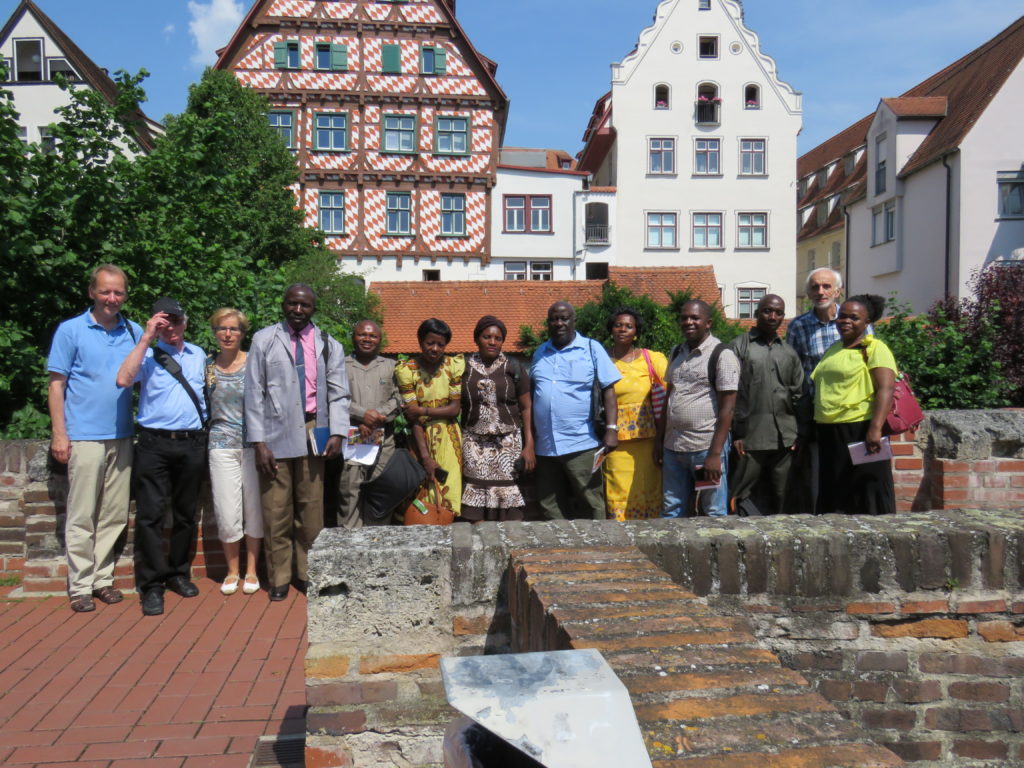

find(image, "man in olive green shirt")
[728,295,808,515]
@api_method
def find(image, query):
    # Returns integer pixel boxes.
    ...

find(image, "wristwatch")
[605,424,618,430]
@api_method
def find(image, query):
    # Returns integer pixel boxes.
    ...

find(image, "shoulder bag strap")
[153,347,208,428]
[640,347,660,384]
[707,342,727,392]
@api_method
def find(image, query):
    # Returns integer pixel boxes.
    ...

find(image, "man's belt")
[139,426,206,440]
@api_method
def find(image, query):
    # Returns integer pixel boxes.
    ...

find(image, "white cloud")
[187,0,245,67]
[163,24,176,39]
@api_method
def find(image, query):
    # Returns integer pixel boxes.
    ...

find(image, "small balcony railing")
[585,224,610,245]
[695,101,720,125]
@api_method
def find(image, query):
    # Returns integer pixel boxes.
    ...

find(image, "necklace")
[614,348,639,364]
[216,351,246,374]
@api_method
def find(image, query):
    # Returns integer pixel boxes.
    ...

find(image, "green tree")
[875,300,1010,410]
[0,66,149,432]
[517,282,742,356]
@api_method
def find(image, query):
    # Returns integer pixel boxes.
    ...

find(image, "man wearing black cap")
[117,297,208,616]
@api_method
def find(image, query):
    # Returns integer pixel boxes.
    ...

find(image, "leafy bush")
[876,300,1011,410]
[517,282,742,357]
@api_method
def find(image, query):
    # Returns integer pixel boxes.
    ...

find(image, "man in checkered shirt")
[785,267,848,513]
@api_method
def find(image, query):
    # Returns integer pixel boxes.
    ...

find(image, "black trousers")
[816,420,895,515]
[132,430,207,593]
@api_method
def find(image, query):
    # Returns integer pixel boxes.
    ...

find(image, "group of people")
[49,262,898,616]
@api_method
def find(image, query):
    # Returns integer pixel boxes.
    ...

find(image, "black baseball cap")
[152,297,184,316]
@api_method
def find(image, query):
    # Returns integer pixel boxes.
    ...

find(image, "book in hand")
[693,464,721,490]
[847,436,893,465]
[342,427,382,466]
[308,426,331,456]
[591,446,609,474]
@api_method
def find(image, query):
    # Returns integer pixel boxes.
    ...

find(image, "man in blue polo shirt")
[48,264,142,613]
[531,301,620,520]
[117,297,208,616]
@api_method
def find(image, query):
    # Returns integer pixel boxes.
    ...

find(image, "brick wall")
[508,546,903,767]
[0,440,231,592]
[307,510,1023,767]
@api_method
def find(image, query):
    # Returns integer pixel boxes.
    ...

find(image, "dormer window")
[654,84,670,109]
[698,36,718,59]
[744,84,760,109]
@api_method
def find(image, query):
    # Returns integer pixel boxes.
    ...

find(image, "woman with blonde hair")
[207,308,263,594]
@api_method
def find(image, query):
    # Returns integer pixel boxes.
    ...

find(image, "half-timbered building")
[215,0,508,281]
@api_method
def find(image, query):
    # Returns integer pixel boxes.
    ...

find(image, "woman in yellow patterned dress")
[396,318,465,517]
[603,308,668,520]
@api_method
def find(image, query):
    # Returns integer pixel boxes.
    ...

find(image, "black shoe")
[166,576,199,598]
[269,584,289,602]
[141,589,164,616]
[292,579,307,595]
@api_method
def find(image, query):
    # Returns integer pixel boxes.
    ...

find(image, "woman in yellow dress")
[396,318,465,517]
[603,308,668,520]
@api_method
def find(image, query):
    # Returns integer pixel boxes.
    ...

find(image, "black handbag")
[360,448,427,522]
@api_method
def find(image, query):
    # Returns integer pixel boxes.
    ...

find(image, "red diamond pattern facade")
[217,0,508,268]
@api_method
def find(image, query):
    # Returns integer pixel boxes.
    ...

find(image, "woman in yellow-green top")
[604,308,668,520]
[811,294,897,515]
[396,318,465,518]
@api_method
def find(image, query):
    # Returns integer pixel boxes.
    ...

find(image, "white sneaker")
[220,576,240,595]
[242,575,261,595]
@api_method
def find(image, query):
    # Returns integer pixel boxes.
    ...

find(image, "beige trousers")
[337,436,396,528]
[65,438,133,597]
[260,430,324,588]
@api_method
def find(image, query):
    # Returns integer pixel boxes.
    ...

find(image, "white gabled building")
[576,0,802,318]
[0,0,159,153]
[846,17,1024,310]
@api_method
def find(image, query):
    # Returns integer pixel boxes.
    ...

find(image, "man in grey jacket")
[245,284,350,601]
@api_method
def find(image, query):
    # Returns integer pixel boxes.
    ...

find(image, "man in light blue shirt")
[47,264,142,613]
[531,302,620,519]
[117,297,208,616]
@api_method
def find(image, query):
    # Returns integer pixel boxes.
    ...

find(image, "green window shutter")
[434,47,446,75]
[273,42,287,69]
[382,44,401,74]
[332,44,348,71]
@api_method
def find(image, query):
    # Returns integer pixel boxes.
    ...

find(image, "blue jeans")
[662,438,730,518]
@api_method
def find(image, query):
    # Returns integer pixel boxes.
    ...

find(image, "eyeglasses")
[213,326,242,334]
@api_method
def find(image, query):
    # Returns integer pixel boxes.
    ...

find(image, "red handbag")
[403,476,455,526]
[641,348,667,422]
[860,347,924,436]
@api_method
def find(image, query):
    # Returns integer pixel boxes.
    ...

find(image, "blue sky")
[4,0,1022,155]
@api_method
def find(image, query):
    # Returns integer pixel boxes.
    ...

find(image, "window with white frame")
[440,193,466,236]
[871,202,896,245]
[504,261,527,281]
[38,126,56,154]
[737,287,766,319]
[997,171,1024,218]
[698,36,718,59]
[692,212,722,248]
[421,45,447,75]
[268,111,294,148]
[875,135,887,195]
[807,249,816,271]
[694,138,720,175]
[314,113,348,151]
[830,241,841,268]
[436,116,468,155]
[649,138,675,174]
[48,57,80,82]
[386,192,412,235]
[319,192,345,234]
[646,212,677,248]
[531,262,553,281]
[383,114,416,153]
[314,43,348,71]
[14,39,43,81]
[503,196,551,233]
[739,138,766,175]
[737,212,767,248]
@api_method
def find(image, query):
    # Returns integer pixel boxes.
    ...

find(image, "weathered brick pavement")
[0,580,307,767]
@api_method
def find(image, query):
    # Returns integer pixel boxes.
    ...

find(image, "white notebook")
[847,436,893,465]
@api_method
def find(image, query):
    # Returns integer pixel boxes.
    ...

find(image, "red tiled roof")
[897,16,1024,177]
[798,16,1024,183]
[881,96,948,118]
[370,267,721,354]
[576,92,615,173]
[500,147,578,170]
[0,0,158,151]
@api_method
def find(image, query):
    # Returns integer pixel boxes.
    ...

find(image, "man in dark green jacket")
[728,295,808,515]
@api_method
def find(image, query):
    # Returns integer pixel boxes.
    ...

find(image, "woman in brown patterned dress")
[459,316,535,522]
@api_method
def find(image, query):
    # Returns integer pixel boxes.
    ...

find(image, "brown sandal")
[93,586,123,604]
[70,595,96,613]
